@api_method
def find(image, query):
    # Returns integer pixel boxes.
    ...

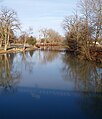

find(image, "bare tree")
[45,29,62,43]
[39,28,49,44]
[39,28,63,44]
[79,0,102,45]
[21,27,33,50]
[63,15,84,53]
[63,0,102,60]
[0,7,20,50]
[79,0,93,45]
[91,0,102,46]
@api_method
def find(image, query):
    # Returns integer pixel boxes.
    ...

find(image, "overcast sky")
[0,0,77,37]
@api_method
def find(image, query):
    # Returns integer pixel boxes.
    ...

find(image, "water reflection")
[0,51,101,119]
[62,53,102,92]
[21,52,34,73]
[0,53,20,92]
[0,51,101,93]
[62,53,102,119]
[37,50,59,64]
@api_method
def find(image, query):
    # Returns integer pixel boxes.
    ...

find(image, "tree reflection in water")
[62,53,102,93]
[37,50,59,64]
[0,51,101,119]
[21,51,36,73]
[62,53,102,119]
[0,53,21,92]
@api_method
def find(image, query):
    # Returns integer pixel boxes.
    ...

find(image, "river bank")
[0,45,102,63]
[0,44,68,54]
[0,47,37,54]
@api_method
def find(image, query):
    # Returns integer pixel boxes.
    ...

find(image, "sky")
[0,0,77,37]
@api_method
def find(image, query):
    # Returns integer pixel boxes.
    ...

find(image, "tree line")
[63,0,102,61]
[0,7,63,51]
[0,0,102,61]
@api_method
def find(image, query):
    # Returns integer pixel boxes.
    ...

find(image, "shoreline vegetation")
[0,43,102,63]
[0,0,102,63]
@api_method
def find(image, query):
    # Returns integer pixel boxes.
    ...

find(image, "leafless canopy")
[0,7,20,50]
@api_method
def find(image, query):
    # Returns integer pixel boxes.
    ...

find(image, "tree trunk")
[4,32,7,51]
[7,31,10,47]
[23,37,26,50]
[0,41,2,47]
[4,44,8,51]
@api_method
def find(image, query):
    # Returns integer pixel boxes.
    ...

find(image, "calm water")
[0,50,102,119]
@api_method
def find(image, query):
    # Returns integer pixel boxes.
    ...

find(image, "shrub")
[27,36,36,45]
